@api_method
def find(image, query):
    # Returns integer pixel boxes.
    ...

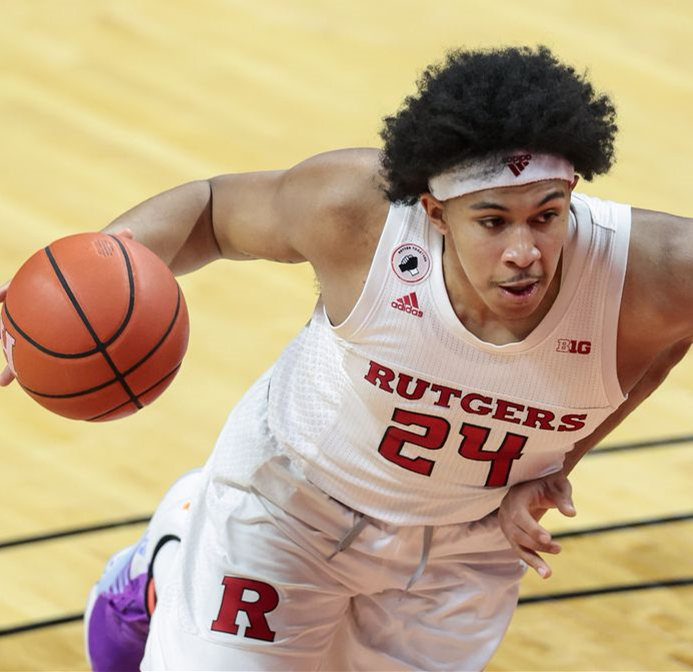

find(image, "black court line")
[0,436,688,550]
[0,515,150,550]
[553,512,693,539]
[0,432,687,552]
[2,579,692,637]
[1,510,692,553]
[519,577,693,604]
[590,434,693,454]
[0,613,83,637]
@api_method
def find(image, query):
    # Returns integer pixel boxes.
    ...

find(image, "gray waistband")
[326,514,433,590]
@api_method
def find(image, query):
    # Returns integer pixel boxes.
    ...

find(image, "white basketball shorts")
[140,452,525,671]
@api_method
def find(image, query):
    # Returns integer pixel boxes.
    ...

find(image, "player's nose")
[502,224,540,268]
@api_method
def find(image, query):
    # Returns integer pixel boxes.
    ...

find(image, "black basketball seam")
[123,287,182,376]
[86,363,182,421]
[103,235,136,346]
[17,287,183,399]
[2,304,101,359]
[2,236,135,358]
[44,246,143,409]
[86,399,137,422]
[20,375,119,399]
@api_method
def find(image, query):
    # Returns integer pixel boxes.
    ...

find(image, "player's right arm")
[103,149,388,327]
[102,148,386,272]
[0,148,389,385]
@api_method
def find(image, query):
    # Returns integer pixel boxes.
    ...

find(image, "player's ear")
[421,194,448,234]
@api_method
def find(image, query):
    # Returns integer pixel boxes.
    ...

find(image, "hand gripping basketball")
[0,227,129,386]
[0,281,13,386]
[0,230,136,388]
[0,229,190,421]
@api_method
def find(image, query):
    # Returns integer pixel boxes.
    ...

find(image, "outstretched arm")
[498,339,692,578]
[102,148,383,274]
[0,148,386,385]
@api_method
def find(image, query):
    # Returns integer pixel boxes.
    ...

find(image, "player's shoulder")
[624,205,693,340]
[284,148,389,220]
[281,148,391,268]
[628,207,693,278]
[568,192,693,345]
[571,191,692,277]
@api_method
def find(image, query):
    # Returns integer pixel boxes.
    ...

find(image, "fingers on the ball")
[0,281,9,301]
[0,367,16,386]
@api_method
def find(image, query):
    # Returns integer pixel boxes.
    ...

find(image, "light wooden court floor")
[0,1,691,670]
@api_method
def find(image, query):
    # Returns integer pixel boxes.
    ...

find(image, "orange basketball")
[0,232,189,421]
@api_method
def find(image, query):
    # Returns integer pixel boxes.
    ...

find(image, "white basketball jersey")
[216,193,631,526]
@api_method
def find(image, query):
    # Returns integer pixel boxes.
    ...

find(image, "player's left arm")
[498,339,691,578]
[499,207,693,578]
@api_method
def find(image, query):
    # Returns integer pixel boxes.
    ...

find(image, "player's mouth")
[496,279,541,302]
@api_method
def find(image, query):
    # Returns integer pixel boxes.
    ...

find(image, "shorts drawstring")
[327,513,369,560]
[327,516,434,590]
[406,526,433,591]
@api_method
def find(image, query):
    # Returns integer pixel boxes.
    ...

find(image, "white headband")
[428,152,575,201]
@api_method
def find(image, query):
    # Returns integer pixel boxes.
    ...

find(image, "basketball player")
[2,46,692,670]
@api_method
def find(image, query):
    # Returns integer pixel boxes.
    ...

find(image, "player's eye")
[534,210,558,224]
[478,217,505,229]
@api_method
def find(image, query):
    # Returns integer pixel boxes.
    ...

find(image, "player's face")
[427,180,572,323]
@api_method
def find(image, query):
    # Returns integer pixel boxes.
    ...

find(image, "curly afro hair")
[380,46,618,204]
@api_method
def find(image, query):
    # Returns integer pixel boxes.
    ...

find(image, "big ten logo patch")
[211,577,280,642]
[0,313,16,374]
[391,243,431,284]
[556,339,591,355]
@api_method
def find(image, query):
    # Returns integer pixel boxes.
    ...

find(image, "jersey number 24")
[378,408,527,487]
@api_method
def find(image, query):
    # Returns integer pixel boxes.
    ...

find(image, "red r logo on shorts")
[211,577,279,642]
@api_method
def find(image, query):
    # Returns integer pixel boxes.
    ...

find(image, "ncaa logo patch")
[391,243,431,284]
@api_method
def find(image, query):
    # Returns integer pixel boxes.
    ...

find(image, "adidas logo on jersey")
[391,292,423,318]
[505,153,532,177]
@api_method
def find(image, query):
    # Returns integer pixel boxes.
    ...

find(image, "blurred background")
[0,1,691,669]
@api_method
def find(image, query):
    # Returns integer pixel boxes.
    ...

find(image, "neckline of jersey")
[426,200,589,354]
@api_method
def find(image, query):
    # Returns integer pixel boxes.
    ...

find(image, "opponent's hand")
[498,472,576,579]
[0,280,15,387]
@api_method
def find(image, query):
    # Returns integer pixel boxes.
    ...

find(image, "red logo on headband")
[505,154,532,177]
